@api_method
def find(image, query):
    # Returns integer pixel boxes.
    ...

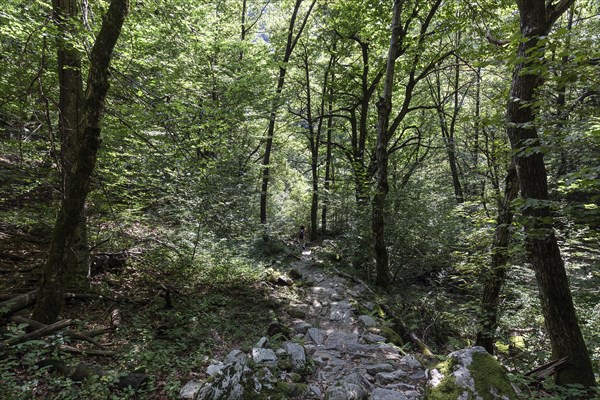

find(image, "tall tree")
[52,0,89,288]
[372,0,446,286]
[259,0,316,229]
[33,0,129,324]
[373,0,403,286]
[506,0,595,385]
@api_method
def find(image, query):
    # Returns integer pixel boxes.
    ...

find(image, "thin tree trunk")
[302,51,319,241]
[321,69,334,233]
[373,0,402,287]
[506,0,595,386]
[33,0,129,324]
[259,0,316,229]
[476,163,519,353]
[447,50,464,203]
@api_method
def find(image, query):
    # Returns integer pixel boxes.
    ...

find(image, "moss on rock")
[427,347,516,400]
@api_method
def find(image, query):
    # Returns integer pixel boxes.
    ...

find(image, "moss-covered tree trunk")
[33,0,129,324]
[506,0,595,386]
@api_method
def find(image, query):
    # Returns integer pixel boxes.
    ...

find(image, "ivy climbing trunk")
[506,0,595,386]
[33,0,129,324]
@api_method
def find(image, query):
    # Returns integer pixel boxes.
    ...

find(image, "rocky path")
[179,248,428,400]
[286,250,427,399]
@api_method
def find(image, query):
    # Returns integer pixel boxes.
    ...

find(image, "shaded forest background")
[0,0,599,398]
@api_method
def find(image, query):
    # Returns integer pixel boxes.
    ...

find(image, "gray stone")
[306,328,327,345]
[254,336,268,348]
[330,292,343,301]
[358,315,377,327]
[427,346,517,400]
[375,369,408,384]
[409,370,426,380]
[399,354,421,370]
[251,348,277,365]
[329,300,353,322]
[366,363,395,375]
[292,321,312,333]
[224,349,246,365]
[324,332,359,351]
[325,383,368,400]
[371,388,410,400]
[363,333,387,344]
[197,362,246,400]
[283,342,307,372]
[206,363,226,376]
[178,380,202,399]
[308,384,322,397]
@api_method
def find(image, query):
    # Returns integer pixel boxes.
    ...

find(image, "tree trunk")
[259,0,316,228]
[372,0,402,287]
[505,0,595,386]
[33,0,129,324]
[53,0,90,288]
[321,70,334,234]
[476,163,519,353]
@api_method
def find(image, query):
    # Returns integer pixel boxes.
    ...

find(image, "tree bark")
[33,0,129,324]
[53,0,90,288]
[321,66,334,234]
[259,0,316,228]
[372,0,403,287]
[505,0,595,386]
[476,163,519,353]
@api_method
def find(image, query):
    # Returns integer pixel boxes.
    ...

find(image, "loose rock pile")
[180,251,428,399]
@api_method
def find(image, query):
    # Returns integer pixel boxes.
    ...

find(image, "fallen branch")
[0,289,38,319]
[526,356,569,382]
[4,319,72,346]
[60,345,117,356]
[380,304,434,357]
[9,316,108,350]
[37,359,149,389]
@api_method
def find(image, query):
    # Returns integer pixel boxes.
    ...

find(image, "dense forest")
[1,0,599,399]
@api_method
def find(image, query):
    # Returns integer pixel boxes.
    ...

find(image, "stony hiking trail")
[179,248,428,400]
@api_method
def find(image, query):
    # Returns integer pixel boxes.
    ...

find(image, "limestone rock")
[293,321,312,334]
[427,346,517,400]
[178,380,202,399]
[399,355,422,370]
[283,342,307,372]
[366,363,395,375]
[251,348,277,365]
[224,350,246,365]
[325,382,368,400]
[206,363,226,376]
[254,336,268,348]
[371,387,410,400]
[358,315,377,327]
[305,328,327,345]
[375,369,408,384]
[363,332,387,344]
